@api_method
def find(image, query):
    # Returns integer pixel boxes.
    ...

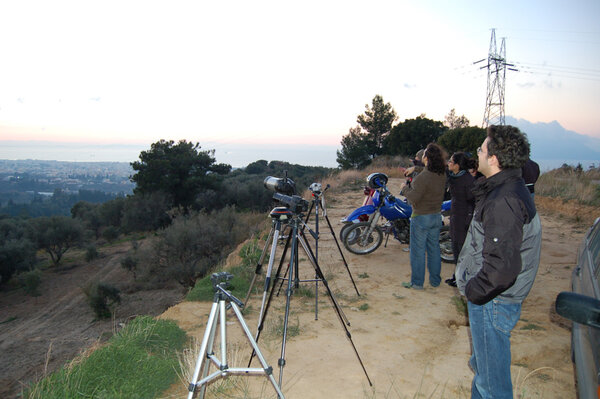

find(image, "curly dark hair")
[424,143,446,175]
[451,152,476,172]
[486,125,530,169]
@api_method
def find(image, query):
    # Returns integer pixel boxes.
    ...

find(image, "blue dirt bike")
[340,172,454,262]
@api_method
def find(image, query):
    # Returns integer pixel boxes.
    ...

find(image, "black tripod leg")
[276,230,292,295]
[323,212,361,296]
[297,231,350,326]
[297,231,373,387]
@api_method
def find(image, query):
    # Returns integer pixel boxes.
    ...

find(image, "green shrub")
[120,255,138,279]
[102,226,119,243]
[138,207,265,289]
[83,282,121,319]
[19,269,42,297]
[84,245,98,262]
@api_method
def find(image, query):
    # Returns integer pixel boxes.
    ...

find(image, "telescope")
[264,176,296,196]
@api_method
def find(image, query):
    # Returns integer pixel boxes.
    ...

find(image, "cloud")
[403,83,417,89]
[542,79,561,89]
[517,82,535,89]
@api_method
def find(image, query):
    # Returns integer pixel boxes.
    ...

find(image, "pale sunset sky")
[0,0,598,166]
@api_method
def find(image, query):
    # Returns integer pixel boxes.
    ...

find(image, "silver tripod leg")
[187,298,284,399]
[257,221,281,327]
[244,223,276,305]
[187,301,219,399]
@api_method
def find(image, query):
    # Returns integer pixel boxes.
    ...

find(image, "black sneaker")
[445,277,457,287]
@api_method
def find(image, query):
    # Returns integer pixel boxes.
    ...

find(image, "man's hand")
[404,166,415,177]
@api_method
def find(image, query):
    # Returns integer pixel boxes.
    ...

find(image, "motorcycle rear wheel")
[343,222,383,255]
[439,229,454,263]
[339,222,357,242]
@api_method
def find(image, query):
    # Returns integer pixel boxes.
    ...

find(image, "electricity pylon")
[474,29,518,128]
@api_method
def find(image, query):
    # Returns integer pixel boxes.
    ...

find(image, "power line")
[510,61,600,81]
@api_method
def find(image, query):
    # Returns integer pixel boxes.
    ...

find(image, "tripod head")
[211,272,244,307]
[211,272,233,290]
[309,182,330,196]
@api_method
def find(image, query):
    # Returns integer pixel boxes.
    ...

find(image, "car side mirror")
[555,291,600,329]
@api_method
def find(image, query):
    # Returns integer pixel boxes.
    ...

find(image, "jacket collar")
[473,168,523,199]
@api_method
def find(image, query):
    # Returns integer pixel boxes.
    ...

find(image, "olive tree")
[29,216,84,267]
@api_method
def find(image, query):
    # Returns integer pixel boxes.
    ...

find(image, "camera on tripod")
[264,176,309,214]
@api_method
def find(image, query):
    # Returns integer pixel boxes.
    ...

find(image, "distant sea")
[0,141,341,168]
[0,141,596,171]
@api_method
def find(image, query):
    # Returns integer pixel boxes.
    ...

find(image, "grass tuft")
[24,316,187,399]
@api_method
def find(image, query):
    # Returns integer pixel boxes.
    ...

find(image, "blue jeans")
[467,299,522,399]
[409,213,441,287]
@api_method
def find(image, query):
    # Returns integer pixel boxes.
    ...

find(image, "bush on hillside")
[83,282,121,319]
[136,207,266,289]
[18,268,42,297]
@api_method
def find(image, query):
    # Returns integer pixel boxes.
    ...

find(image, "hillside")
[0,241,185,398]
[0,176,596,398]
[160,178,589,398]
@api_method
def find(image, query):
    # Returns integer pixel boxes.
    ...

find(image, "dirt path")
[161,178,583,398]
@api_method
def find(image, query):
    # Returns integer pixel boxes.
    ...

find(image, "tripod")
[247,206,372,388]
[303,183,360,300]
[187,272,284,399]
[245,184,360,322]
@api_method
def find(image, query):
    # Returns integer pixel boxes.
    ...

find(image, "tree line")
[336,95,486,169]
[0,146,332,293]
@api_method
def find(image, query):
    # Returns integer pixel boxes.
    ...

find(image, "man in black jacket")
[455,125,542,399]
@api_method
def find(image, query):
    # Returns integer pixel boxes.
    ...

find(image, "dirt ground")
[159,178,593,399]
[0,177,594,399]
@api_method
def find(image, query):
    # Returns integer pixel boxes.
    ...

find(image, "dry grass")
[534,166,600,226]
[177,336,281,399]
[536,167,600,206]
[302,155,411,199]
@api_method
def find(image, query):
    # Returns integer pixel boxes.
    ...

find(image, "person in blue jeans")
[400,143,447,289]
[456,125,542,398]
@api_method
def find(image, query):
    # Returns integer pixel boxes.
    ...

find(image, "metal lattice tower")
[475,29,517,128]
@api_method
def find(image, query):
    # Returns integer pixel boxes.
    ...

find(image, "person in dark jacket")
[400,143,447,289]
[455,125,542,399]
[444,152,476,287]
[521,158,540,197]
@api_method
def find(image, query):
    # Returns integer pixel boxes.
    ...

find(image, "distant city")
[0,159,135,198]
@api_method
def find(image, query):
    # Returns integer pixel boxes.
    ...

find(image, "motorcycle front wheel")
[343,222,383,255]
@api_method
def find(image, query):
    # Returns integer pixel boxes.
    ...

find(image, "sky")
[0,0,599,167]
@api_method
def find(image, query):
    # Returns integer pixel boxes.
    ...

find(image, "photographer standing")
[400,143,447,289]
[456,125,542,399]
